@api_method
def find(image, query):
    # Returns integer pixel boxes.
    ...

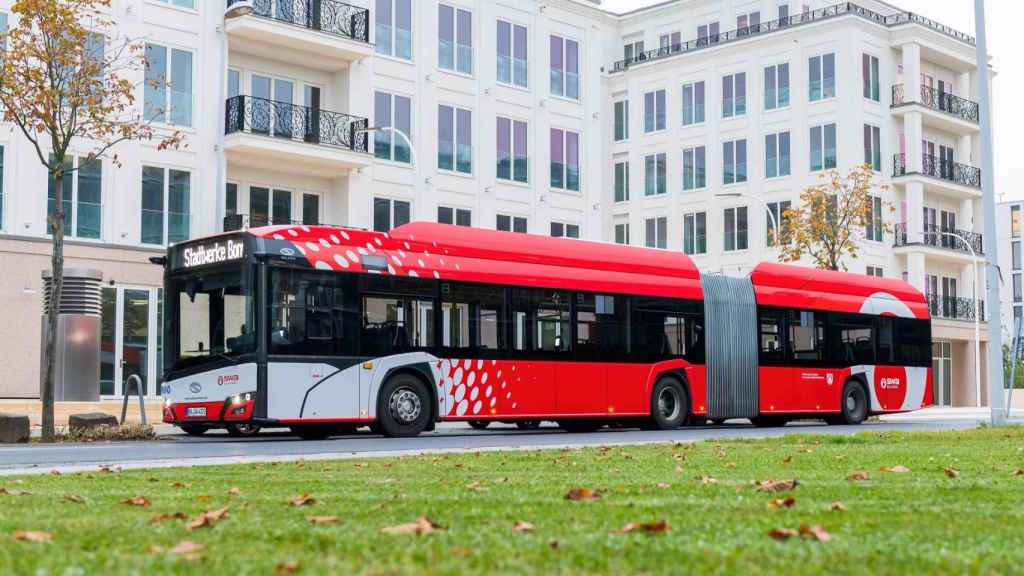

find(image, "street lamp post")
[940,231,983,409]
[716,191,779,248]
[358,125,417,166]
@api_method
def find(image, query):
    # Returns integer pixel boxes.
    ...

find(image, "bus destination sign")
[179,239,246,269]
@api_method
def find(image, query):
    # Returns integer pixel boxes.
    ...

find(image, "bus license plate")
[186,407,207,418]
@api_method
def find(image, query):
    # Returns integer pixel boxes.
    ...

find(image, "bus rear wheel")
[378,374,432,438]
[226,423,261,437]
[828,380,869,425]
[649,377,689,430]
[467,420,490,430]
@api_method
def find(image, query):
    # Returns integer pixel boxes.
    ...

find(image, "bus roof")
[247,222,704,300]
[750,262,930,320]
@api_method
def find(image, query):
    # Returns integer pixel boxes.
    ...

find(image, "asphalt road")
[0,420,977,475]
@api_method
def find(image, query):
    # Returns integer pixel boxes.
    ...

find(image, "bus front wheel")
[378,374,432,438]
[828,380,869,425]
[649,377,689,430]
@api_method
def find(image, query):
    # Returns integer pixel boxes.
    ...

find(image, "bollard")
[120,374,147,425]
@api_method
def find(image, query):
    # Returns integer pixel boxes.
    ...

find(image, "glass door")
[100,286,163,398]
[932,341,952,406]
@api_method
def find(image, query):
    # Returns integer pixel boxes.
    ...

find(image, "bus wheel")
[179,424,207,436]
[467,420,490,430]
[226,423,261,438]
[831,380,869,425]
[378,374,432,438]
[558,420,603,433]
[516,420,542,430]
[290,424,335,440]
[650,377,689,430]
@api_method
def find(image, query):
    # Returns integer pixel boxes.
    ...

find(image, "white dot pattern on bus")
[434,358,512,417]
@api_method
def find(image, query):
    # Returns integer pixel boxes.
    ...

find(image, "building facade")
[0,0,993,406]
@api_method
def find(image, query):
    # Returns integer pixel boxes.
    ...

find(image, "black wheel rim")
[657,387,681,421]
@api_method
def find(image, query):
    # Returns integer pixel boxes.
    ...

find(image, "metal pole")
[717,192,778,247]
[975,0,1006,424]
[942,231,981,408]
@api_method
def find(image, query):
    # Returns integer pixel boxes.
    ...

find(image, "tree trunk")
[41,169,65,443]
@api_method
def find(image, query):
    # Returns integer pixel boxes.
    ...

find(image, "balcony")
[893,153,982,196]
[224,95,371,176]
[225,0,373,70]
[609,2,974,73]
[927,296,985,322]
[891,84,980,133]
[894,223,984,258]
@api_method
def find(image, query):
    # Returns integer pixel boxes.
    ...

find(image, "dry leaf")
[196,495,211,503]
[168,540,204,560]
[768,528,798,540]
[186,507,230,531]
[63,495,84,504]
[614,520,671,534]
[754,479,800,492]
[768,496,796,509]
[848,471,870,481]
[829,501,847,512]
[380,516,444,536]
[1014,469,1024,476]
[880,465,911,473]
[700,476,718,486]
[150,512,188,524]
[945,467,960,478]
[799,524,833,542]
[307,516,339,525]
[50,470,62,476]
[513,521,535,533]
[548,540,560,550]
[565,488,602,501]
[783,456,793,464]
[449,546,472,557]
[122,496,151,507]
[171,482,191,489]
[275,560,300,575]
[227,487,241,496]
[288,494,317,507]
[465,480,483,491]
[13,531,52,543]
[656,482,671,489]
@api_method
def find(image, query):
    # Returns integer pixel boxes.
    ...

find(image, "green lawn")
[2,427,1024,575]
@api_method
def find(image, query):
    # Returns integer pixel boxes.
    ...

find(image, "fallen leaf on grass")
[150,512,188,524]
[548,540,560,550]
[122,496,151,507]
[656,482,671,489]
[674,465,684,474]
[186,507,230,531]
[880,465,911,473]
[13,531,53,543]
[754,479,799,492]
[171,482,191,489]
[768,528,799,540]
[288,494,317,507]
[800,524,833,542]
[782,456,793,464]
[50,470,62,476]
[614,520,671,534]
[829,501,847,512]
[227,487,241,496]
[63,495,84,504]
[848,471,870,481]
[767,496,796,509]
[945,467,960,478]
[307,516,339,525]
[275,560,300,575]
[565,488,602,501]
[0,488,32,496]
[699,476,718,486]
[195,495,211,503]
[380,516,444,536]
[449,546,473,557]
[1013,469,1024,476]
[169,540,204,560]
[513,521,535,533]
[465,480,483,491]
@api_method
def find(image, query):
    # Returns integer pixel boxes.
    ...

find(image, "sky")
[600,0,1021,202]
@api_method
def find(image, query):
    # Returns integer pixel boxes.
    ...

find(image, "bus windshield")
[167,267,256,372]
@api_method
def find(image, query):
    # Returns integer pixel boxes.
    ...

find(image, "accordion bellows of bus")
[159,222,932,438]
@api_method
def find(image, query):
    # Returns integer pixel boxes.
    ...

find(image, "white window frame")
[766,200,792,246]
[645,216,668,249]
[682,80,705,126]
[48,154,104,240]
[722,72,746,118]
[550,34,581,101]
[723,205,749,252]
[682,145,706,191]
[438,205,472,226]
[683,211,707,255]
[374,90,414,165]
[376,0,414,61]
[614,158,630,203]
[373,197,412,232]
[764,131,791,179]
[763,62,790,111]
[723,139,748,185]
[614,221,630,245]
[438,3,473,76]
[643,89,666,133]
[809,52,836,102]
[496,115,529,184]
[143,42,195,129]
[497,213,528,233]
[644,152,667,196]
[613,99,629,141]
[496,19,529,88]
[550,221,580,239]
[864,123,882,172]
[810,123,838,172]
[438,103,473,175]
[863,53,881,103]
[140,164,191,246]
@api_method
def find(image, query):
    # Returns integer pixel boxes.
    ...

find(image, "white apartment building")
[999,201,1023,341]
[0,0,993,407]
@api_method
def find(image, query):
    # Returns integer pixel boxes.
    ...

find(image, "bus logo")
[217,374,239,386]
[189,382,202,394]
[880,377,901,390]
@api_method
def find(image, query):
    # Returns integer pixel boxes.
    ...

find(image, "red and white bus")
[158,222,932,438]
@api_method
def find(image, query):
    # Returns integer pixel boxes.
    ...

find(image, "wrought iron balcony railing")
[893,154,982,189]
[891,84,980,124]
[227,0,370,44]
[609,2,974,73]
[927,295,985,322]
[893,223,984,256]
[225,95,369,154]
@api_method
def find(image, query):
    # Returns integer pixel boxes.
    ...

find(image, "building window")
[723,207,749,252]
[810,123,837,171]
[623,39,644,62]
[864,124,882,171]
[373,198,410,232]
[614,160,629,202]
[438,206,471,227]
[764,63,790,110]
[376,0,413,60]
[141,166,189,245]
[766,201,791,246]
[497,214,528,233]
[497,20,528,88]
[551,222,579,239]
[809,53,836,102]
[438,4,472,74]
[778,4,789,21]
[438,104,472,174]
[683,212,707,255]
[1015,274,1022,302]
[550,35,580,100]
[865,195,883,242]
[47,156,102,240]
[863,54,880,102]
[866,266,884,278]
[550,128,580,192]
[697,21,720,45]
[614,222,630,245]
[644,89,666,133]
[614,100,629,141]
[302,194,321,226]
[153,0,194,8]
[143,43,193,127]
[737,11,760,31]
[1013,241,1021,271]
[497,117,528,183]
[682,146,706,191]
[723,139,748,184]
[765,132,791,178]
[1011,205,1021,238]
[248,187,295,227]
[659,32,681,54]
[722,72,746,118]
[374,91,412,163]
[644,153,667,196]
[645,216,667,249]
[0,145,5,230]
[682,81,705,125]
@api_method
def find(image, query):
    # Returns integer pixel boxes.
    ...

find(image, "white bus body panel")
[162,363,257,403]
[266,362,361,420]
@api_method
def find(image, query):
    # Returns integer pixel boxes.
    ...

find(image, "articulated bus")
[159,222,932,438]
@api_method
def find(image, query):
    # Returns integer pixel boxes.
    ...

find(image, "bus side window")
[361,296,435,356]
[788,310,825,362]
[877,317,895,365]
[441,283,505,356]
[896,318,931,367]
[576,293,629,361]
[510,287,571,355]
[759,308,785,363]
[828,314,874,366]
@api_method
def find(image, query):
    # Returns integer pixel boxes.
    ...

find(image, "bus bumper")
[164,394,256,424]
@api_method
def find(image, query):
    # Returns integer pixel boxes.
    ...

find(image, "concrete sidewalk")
[0,400,161,428]
[879,406,1024,423]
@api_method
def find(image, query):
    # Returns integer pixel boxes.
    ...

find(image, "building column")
[902,43,922,103]
[905,111,923,173]
[908,253,926,293]
[956,70,972,101]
